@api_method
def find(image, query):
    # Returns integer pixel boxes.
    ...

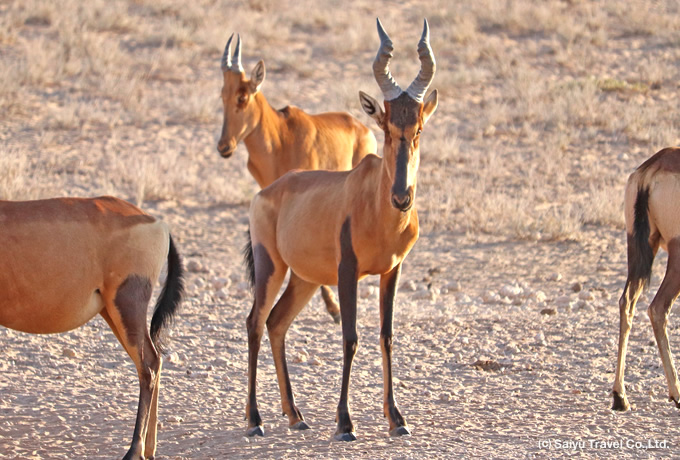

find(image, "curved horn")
[405,19,436,103]
[373,18,402,101]
[232,34,244,73]
[221,33,234,71]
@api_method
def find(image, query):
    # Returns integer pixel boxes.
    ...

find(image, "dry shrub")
[0,152,31,200]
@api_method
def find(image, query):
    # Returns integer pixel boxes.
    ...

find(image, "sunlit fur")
[243,69,437,439]
[0,196,184,459]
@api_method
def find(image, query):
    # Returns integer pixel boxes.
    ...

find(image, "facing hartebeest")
[612,147,680,412]
[217,34,377,324]
[243,18,437,441]
[0,196,184,459]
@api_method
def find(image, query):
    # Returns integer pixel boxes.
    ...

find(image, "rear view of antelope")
[612,147,680,412]
[218,34,377,324]
[243,19,437,441]
[0,196,184,459]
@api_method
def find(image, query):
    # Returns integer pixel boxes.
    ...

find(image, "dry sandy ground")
[4,1,680,459]
[1,209,678,459]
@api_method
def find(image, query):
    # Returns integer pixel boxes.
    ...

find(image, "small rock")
[187,260,205,273]
[535,331,546,345]
[213,357,229,367]
[293,353,308,364]
[212,277,230,290]
[554,295,572,307]
[165,415,183,424]
[310,357,323,366]
[540,308,557,316]
[571,282,582,292]
[533,290,547,303]
[578,290,595,301]
[445,281,462,292]
[499,284,523,299]
[473,359,502,371]
[215,288,229,300]
[402,280,418,292]
[548,272,562,282]
[62,347,77,358]
[439,392,452,402]
[482,290,500,304]
[360,285,376,299]
[456,294,472,304]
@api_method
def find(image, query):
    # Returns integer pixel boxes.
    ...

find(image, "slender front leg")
[379,263,409,436]
[335,218,359,442]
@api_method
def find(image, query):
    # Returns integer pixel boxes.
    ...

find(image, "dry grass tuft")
[3,0,679,242]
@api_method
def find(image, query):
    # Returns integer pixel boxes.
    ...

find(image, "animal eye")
[237,94,248,105]
[416,128,422,136]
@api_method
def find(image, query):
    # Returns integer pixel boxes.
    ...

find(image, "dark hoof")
[669,396,680,408]
[334,431,357,442]
[246,425,265,437]
[290,420,311,431]
[331,312,342,325]
[390,425,411,437]
[611,391,630,411]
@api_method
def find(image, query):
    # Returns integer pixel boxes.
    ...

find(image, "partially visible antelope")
[0,196,184,459]
[217,34,377,324]
[612,147,680,412]
[243,19,437,441]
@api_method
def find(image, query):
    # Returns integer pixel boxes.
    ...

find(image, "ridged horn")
[221,33,234,71]
[373,18,402,101]
[405,19,436,103]
[232,34,243,73]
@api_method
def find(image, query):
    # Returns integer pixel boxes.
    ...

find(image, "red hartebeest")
[613,147,680,412]
[217,34,377,324]
[242,19,437,441]
[0,196,184,459]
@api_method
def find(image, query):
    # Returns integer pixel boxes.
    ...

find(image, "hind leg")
[267,272,319,429]
[320,286,341,324]
[103,275,160,459]
[648,239,680,407]
[612,232,659,411]
[246,243,287,437]
[612,277,645,411]
[144,363,162,459]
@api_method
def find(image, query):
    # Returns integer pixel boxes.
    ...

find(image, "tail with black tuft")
[150,235,185,355]
[243,228,255,292]
[629,186,654,289]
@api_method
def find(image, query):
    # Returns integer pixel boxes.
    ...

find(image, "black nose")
[391,192,412,211]
[217,143,234,158]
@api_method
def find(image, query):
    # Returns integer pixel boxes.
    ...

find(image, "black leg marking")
[335,217,359,442]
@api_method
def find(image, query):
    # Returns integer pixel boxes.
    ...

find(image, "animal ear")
[359,91,384,126]
[422,89,438,125]
[250,60,265,93]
